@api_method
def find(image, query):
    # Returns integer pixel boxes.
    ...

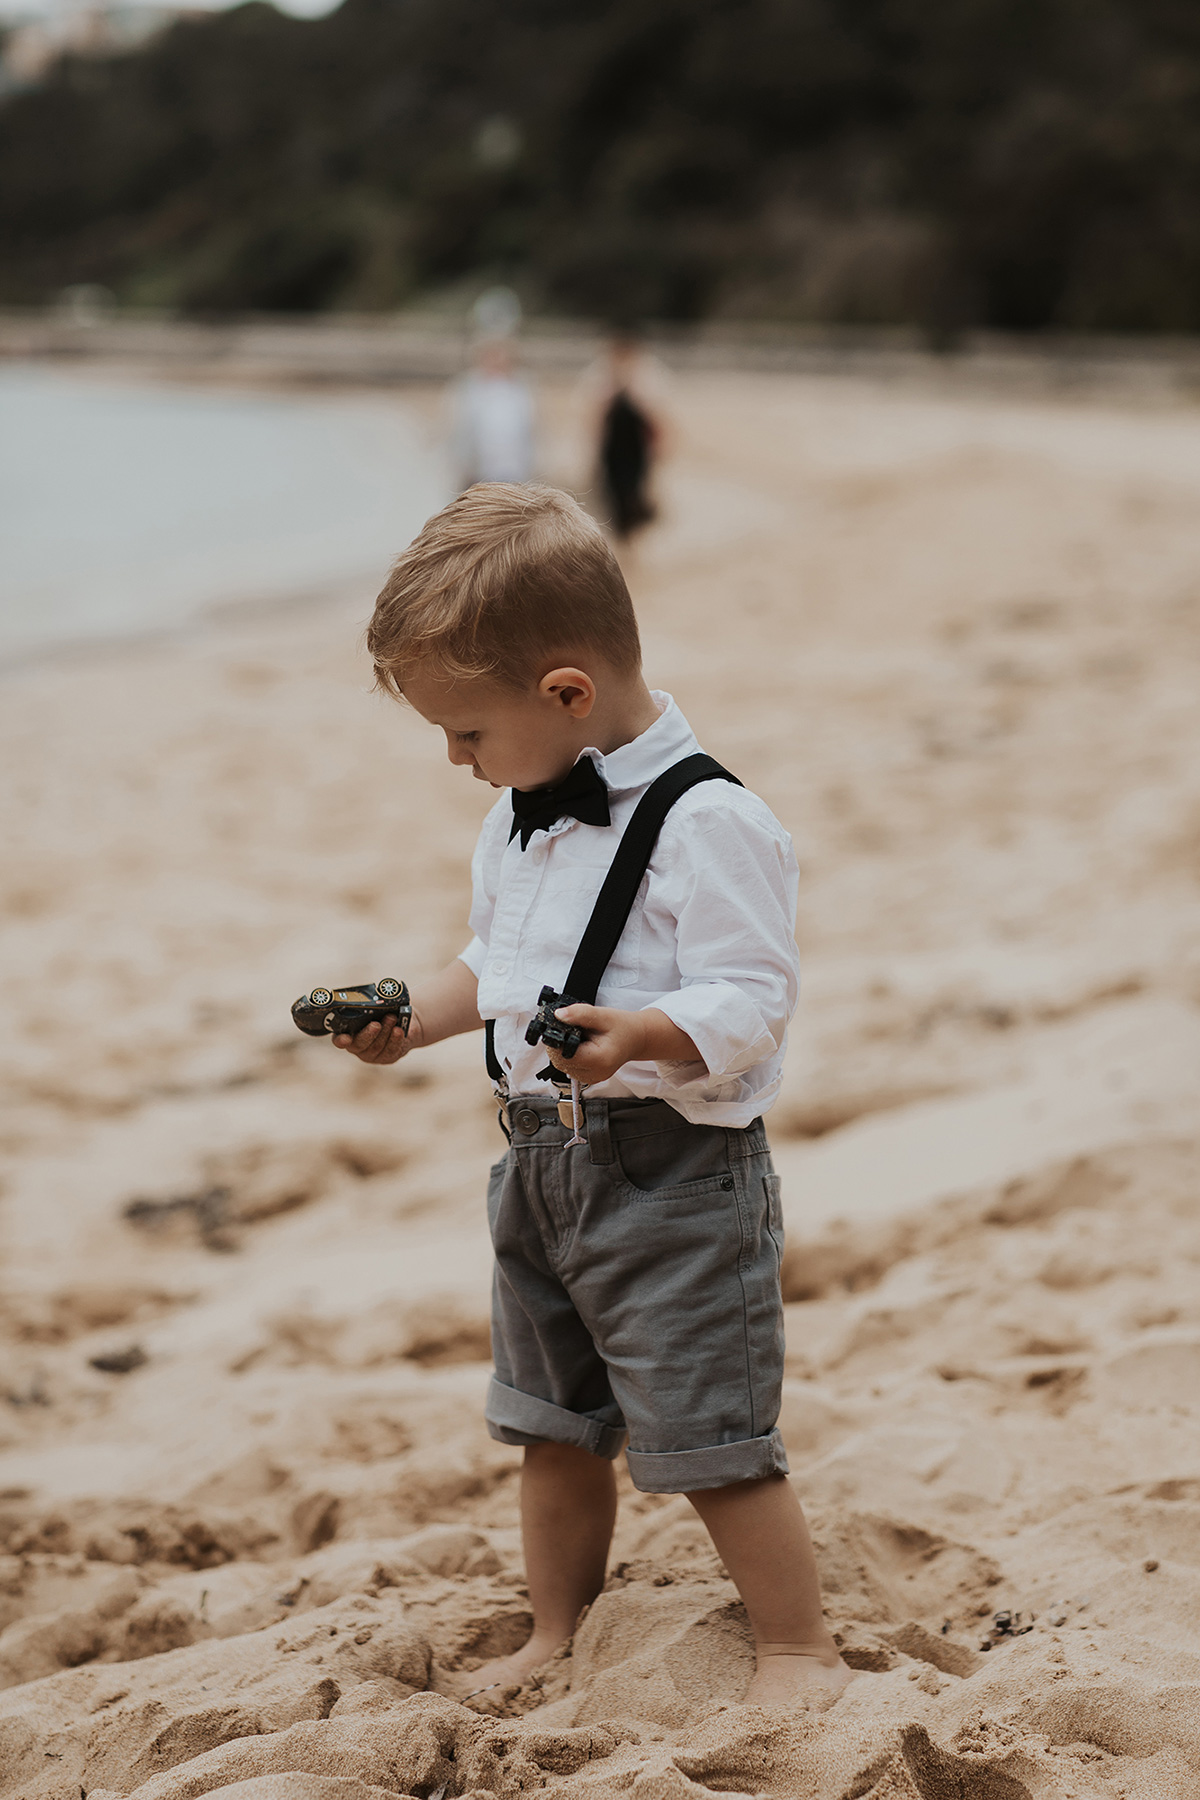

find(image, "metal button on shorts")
[513,1107,541,1136]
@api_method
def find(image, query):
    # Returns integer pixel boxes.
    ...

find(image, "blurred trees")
[2,0,1200,330]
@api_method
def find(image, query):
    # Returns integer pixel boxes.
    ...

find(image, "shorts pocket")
[486,1154,509,1232]
[763,1170,785,1268]
[610,1120,733,1199]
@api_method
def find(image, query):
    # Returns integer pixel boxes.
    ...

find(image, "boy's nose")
[445,736,475,768]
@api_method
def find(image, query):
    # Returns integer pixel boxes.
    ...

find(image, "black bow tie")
[510,756,611,849]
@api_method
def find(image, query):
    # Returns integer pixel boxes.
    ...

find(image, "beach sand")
[2,366,1200,1798]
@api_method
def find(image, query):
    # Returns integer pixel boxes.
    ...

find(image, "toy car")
[525,985,587,1059]
[291,978,411,1040]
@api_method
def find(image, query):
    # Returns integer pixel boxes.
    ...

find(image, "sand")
[2,365,1200,1800]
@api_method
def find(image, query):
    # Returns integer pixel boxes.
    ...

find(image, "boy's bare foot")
[443,1637,561,1712]
[742,1651,857,1710]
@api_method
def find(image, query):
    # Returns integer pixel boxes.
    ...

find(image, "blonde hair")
[368,484,641,694]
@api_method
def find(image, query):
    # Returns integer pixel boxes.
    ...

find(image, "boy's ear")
[539,667,597,717]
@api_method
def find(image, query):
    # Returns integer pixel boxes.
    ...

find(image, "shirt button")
[514,1108,540,1136]
[493,960,509,975]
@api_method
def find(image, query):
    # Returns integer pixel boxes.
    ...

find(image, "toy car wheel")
[309,988,332,1007]
[377,977,401,999]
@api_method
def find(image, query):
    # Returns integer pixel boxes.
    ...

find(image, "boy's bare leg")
[457,1441,617,1696]
[687,1474,855,1707]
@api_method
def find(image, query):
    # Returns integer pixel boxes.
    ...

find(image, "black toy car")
[525,985,586,1059]
[291,978,411,1040]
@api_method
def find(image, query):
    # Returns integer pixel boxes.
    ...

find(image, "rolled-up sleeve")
[645,800,800,1093]
[458,934,488,978]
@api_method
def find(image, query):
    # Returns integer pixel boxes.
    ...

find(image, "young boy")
[337,484,851,1711]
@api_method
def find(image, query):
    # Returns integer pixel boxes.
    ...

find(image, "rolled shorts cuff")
[625,1426,790,1494]
[485,1378,627,1460]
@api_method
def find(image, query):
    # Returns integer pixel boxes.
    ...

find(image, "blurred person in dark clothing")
[585,333,670,541]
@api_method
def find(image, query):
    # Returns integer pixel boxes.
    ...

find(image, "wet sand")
[2,367,1200,1798]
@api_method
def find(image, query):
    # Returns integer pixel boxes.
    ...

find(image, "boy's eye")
[455,731,479,744]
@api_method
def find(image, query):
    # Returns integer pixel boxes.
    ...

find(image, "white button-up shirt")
[458,693,800,1126]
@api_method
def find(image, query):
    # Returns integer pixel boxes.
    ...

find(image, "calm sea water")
[0,365,449,663]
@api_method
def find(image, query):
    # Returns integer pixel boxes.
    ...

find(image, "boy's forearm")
[633,1007,701,1066]
[415,985,694,1064]
[411,958,483,1047]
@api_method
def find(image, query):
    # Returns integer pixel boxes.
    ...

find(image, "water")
[0,365,450,664]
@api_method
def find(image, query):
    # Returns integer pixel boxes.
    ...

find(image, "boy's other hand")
[333,1015,416,1064]
[330,961,480,1067]
[548,1004,700,1086]
[547,1004,641,1084]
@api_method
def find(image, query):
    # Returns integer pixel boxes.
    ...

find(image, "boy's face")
[402,667,592,792]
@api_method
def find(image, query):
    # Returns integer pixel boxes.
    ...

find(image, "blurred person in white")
[580,329,672,540]
[452,337,537,491]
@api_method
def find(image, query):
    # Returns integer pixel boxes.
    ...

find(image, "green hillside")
[3,0,1200,330]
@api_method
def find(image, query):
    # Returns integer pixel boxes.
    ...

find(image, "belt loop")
[586,1097,614,1165]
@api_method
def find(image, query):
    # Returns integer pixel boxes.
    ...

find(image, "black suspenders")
[484,752,742,1086]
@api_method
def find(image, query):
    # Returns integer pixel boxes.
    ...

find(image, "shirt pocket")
[519,870,643,989]
[600,900,643,989]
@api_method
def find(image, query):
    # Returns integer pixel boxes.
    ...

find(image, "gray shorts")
[484,1092,789,1494]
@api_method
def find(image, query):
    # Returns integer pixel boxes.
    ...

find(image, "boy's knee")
[524,1439,612,1472]
[685,1469,788,1506]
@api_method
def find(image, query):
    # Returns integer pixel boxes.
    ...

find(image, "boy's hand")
[548,1005,701,1086]
[334,1013,420,1064]
[546,1005,645,1085]
[330,961,480,1067]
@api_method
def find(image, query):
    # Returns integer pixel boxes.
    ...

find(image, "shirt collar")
[581,692,698,796]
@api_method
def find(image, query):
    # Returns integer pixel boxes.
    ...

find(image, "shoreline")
[0,569,378,685]
[7,308,1200,403]
[0,365,451,674]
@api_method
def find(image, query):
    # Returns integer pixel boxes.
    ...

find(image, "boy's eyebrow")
[404,697,465,728]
